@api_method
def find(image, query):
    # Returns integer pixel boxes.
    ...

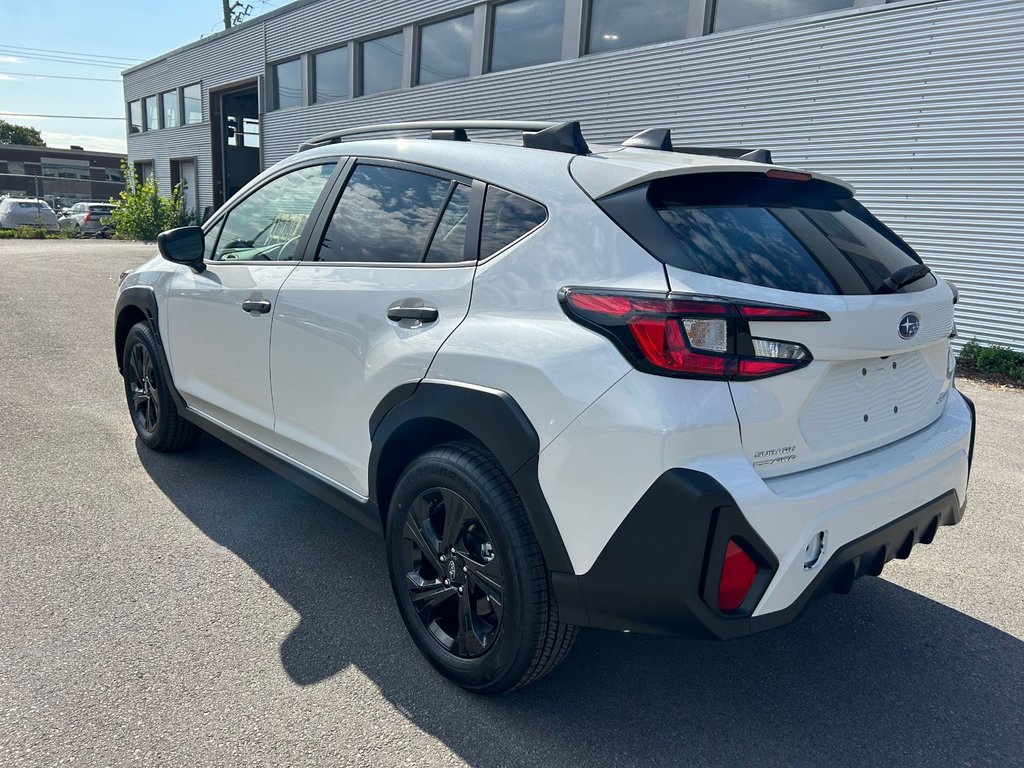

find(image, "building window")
[587,0,690,53]
[361,32,404,95]
[162,90,179,128]
[183,84,202,124]
[711,0,855,33]
[41,158,90,180]
[128,101,142,134]
[314,46,349,103]
[143,95,159,130]
[272,59,303,109]
[418,14,473,85]
[490,0,564,73]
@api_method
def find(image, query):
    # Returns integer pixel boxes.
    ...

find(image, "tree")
[0,119,46,147]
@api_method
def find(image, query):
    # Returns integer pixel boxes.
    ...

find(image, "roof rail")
[621,128,773,165]
[298,120,589,155]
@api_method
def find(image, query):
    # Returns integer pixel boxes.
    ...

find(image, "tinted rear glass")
[88,205,113,213]
[479,187,546,258]
[647,174,929,295]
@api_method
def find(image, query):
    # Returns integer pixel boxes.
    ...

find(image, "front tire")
[122,321,201,452]
[386,441,577,694]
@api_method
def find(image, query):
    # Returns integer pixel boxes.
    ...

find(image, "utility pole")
[222,0,253,29]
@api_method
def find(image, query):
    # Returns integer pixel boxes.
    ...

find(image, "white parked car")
[114,120,974,693]
[0,197,58,230]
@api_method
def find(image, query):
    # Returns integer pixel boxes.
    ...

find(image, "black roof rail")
[621,128,773,165]
[298,120,589,155]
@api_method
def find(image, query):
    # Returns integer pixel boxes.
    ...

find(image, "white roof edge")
[571,147,856,198]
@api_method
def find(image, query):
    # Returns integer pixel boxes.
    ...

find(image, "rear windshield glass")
[647,174,931,295]
[88,205,113,213]
[16,202,43,209]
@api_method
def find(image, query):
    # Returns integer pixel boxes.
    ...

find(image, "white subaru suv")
[114,120,975,694]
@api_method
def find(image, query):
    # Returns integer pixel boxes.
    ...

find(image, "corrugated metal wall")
[125,0,1024,351]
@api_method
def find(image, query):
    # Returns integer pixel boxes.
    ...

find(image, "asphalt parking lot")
[2,239,1022,767]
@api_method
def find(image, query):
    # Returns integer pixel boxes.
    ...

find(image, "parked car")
[58,202,116,235]
[0,197,58,230]
[114,120,974,694]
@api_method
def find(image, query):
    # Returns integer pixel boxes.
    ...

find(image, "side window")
[425,183,472,263]
[212,163,335,262]
[316,164,452,263]
[203,218,225,261]
[479,186,547,258]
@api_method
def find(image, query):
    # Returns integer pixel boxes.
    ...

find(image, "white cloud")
[0,55,21,63]
[0,73,15,80]
[40,131,127,154]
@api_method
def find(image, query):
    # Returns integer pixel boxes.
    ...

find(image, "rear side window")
[317,164,452,263]
[425,183,472,263]
[657,206,836,295]
[479,187,546,258]
[640,174,930,295]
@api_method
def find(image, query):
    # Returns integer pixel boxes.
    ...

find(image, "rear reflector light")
[765,169,813,182]
[561,288,827,381]
[719,539,758,612]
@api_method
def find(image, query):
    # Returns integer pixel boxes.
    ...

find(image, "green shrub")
[958,340,1024,385]
[108,160,197,241]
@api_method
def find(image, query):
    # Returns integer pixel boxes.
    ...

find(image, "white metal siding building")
[123,0,1024,351]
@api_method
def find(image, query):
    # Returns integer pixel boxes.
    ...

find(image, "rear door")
[650,173,957,476]
[164,161,338,442]
[269,160,479,497]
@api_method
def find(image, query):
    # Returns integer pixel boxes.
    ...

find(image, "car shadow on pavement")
[138,436,1024,767]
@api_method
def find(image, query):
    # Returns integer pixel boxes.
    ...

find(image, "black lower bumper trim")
[557,468,965,640]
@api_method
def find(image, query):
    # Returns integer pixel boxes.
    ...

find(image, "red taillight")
[718,539,758,612]
[765,169,812,182]
[561,289,826,381]
[83,212,93,222]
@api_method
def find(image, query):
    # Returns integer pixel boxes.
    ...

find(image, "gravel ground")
[1,239,1022,767]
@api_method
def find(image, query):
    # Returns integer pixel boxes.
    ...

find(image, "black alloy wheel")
[126,340,160,435]
[402,487,504,658]
[122,320,201,452]
[386,442,578,693]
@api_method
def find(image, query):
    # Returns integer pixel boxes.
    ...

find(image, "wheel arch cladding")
[114,286,159,372]
[369,381,574,574]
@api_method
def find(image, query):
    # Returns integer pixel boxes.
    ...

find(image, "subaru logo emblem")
[898,313,920,339]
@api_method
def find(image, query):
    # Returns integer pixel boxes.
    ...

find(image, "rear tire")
[122,320,201,452]
[386,441,577,694]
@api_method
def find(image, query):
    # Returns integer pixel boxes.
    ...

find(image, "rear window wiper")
[880,263,931,293]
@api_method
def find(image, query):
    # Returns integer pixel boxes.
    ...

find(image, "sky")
[0,0,289,153]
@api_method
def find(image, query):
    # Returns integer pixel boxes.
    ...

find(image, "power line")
[0,50,127,69]
[0,112,124,121]
[0,70,121,83]
[0,44,141,63]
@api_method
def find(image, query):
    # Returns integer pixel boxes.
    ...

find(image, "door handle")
[241,299,272,314]
[387,305,439,323]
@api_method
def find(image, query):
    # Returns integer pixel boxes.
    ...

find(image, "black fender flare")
[368,380,574,575]
[114,286,160,373]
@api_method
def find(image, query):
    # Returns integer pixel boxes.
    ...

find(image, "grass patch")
[0,227,74,240]
[958,340,1024,388]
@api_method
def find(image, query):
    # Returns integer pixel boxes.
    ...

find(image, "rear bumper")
[553,390,975,639]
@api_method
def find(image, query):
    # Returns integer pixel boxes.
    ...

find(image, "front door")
[270,161,478,497]
[164,161,339,442]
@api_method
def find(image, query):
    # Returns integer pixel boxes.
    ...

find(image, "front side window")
[211,163,336,262]
[162,90,179,128]
[144,95,159,130]
[712,0,855,33]
[490,0,564,72]
[128,101,142,134]
[362,32,404,95]
[314,46,349,103]
[183,84,202,124]
[587,0,690,53]
[418,14,473,85]
[479,186,547,257]
[317,164,453,263]
[273,59,303,109]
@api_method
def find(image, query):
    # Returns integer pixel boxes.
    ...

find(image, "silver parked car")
[58,202,116,235]
[0,198,59,230]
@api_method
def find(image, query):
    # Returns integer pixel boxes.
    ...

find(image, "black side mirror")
[157,226,206,272]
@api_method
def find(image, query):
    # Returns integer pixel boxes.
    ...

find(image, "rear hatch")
[592,166,956,477]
